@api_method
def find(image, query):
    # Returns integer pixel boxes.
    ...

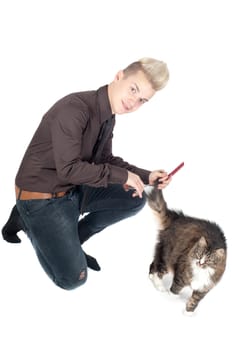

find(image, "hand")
[149,170,171,189]
[124,171,145,198]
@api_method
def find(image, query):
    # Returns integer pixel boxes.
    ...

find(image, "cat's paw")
[182,309,196,317]
[149,273,167,292]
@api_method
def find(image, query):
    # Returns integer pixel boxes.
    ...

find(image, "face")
[108,70,155,115]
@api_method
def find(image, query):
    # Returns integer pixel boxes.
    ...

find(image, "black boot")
[2,205,23,243]
[84,252,101,271]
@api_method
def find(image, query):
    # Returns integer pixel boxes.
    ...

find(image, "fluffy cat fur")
[146,180,227,313]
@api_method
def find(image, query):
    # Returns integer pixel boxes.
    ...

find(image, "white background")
[1,1,231,349]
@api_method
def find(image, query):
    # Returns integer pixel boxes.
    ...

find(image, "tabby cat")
[146,180,227,313]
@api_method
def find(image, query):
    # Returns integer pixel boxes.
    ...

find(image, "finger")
[132,191,139,197]
[123,184,130,191]
[158,174,169,182]
[157,178,171,189]
[157,170,166,176]
[134,177,144,191]
[134,183,143,198]
[134,189,142,198]
[159,172,168,179]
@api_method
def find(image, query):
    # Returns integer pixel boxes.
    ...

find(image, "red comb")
[168,162,184,178]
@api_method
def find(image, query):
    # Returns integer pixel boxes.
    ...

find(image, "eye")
[130,86,137,94]
[139,98,147,104]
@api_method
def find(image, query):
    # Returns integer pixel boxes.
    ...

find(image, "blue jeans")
[16,185,146,290]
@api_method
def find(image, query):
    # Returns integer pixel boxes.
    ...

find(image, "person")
[2,57,171,290]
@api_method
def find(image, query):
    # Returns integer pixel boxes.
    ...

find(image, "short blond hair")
[123,57,169,91]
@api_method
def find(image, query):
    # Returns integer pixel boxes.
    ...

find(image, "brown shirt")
[15,85,151,193]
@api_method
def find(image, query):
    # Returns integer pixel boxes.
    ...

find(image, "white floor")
[1,1,231,349]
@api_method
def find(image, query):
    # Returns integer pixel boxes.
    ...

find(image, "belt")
[15,186,67,200]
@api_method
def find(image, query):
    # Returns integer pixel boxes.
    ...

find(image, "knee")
[54,268,88,291]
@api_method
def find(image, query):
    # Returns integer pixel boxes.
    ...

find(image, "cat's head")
[190,236,226,269]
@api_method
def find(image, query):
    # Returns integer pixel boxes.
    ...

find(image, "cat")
[145,180,227,313]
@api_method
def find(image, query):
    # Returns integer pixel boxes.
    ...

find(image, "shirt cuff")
[108,165,128,184]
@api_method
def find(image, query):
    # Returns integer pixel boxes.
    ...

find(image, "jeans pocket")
[18,199,52,216]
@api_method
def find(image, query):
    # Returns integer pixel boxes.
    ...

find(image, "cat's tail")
[145,179,172,229]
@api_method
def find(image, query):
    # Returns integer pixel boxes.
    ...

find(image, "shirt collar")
[97,85,114,123]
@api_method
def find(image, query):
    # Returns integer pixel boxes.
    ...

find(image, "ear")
[114,70,124,82]
[215,248,225,259]
[198,236,207,247]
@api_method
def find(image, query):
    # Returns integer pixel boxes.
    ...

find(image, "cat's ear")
[215,248,225,259]
[198,236,207,247]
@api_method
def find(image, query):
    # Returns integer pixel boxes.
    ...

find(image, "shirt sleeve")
[101,132,151,184]
[51,103,128,187]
